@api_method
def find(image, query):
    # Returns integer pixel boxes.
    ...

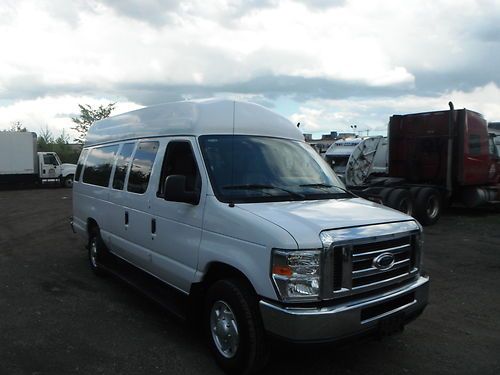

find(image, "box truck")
[0,132,76,187]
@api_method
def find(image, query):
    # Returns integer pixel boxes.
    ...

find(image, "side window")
[157,141,201,197]
[83,145,119,187]
[112,143,135,190]
[127,141,159,194]
[469,134,481,156]
[75,149,89,182]
[43,154,58,165]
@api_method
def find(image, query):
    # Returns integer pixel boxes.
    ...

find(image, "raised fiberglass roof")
[84,98,303,147]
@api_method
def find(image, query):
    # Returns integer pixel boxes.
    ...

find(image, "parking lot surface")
[0,188,499,375]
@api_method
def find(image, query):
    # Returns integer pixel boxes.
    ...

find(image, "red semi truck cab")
[388,106,500,206]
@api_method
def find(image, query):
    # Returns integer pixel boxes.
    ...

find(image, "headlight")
[271,249,321,302]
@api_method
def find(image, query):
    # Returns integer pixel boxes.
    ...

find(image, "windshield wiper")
[299,183,357,197]
[222,184,305,199]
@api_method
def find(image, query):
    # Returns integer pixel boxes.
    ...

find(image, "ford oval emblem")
[373,253,395,270]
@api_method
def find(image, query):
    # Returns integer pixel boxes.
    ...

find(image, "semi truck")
[348,103,500,226]
[0,132,76,187]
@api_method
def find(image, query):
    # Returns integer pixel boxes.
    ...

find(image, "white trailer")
[0,132,77,187]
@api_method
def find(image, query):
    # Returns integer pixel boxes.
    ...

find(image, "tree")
[71,103,115,144]
[9,121,27,132]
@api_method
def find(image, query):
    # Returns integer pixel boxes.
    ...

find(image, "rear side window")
[112,143,135,190]
[75,149,89,182]
[127,141,159,194]
[469,134,481,156]
[83,145,119,187]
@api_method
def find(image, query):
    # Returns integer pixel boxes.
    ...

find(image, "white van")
[72,99,429,374]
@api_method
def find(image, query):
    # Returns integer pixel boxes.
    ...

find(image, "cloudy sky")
[1,0,499,140]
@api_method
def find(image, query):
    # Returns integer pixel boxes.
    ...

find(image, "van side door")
[148,138,206,293]
[114,140,160,272]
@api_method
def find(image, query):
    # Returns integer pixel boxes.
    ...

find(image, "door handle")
[125,211,129,225]
[151,218,156,234]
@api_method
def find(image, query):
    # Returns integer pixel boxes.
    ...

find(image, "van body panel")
[237,198,411,249]
[147,137,206,292]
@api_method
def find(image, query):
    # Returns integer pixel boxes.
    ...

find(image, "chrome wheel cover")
[90,238,98,268]
[210,300,239,359]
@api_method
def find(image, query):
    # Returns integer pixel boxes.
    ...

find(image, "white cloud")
[0,96,143,140]
[291,82,500,135]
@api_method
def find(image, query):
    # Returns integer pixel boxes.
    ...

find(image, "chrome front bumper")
[259,275,429,342]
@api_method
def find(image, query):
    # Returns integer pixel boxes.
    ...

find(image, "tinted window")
[469,134,481,156]
[75,149,89,182]
[199,135,346,203]
[83,145,119,187]
[44,154,58,165]
[112,143,135,190]
[127,141,159,194]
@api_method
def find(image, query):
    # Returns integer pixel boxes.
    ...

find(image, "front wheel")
[205,279,269,375]
[63,174,74,188]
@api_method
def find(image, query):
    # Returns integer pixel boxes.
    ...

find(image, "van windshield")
[199,135,349,203]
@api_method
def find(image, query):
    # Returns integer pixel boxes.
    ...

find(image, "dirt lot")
[0,188,499,375]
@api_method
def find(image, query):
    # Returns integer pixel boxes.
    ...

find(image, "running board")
[98,252,189,321]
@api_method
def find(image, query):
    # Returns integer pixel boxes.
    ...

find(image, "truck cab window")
[157,141,201,197]
[43,154,58,165]
[112,142,135,190]
[127,141,159,194]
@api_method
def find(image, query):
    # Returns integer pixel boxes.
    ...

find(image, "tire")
[205,279,269,375]
[379,188,393,205]
[88,228,107,276]
[414,188,442,226]
[63,174,74,188]
[387,188,413,216]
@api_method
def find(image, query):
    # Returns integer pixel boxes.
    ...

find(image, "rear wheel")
[205,279,269,374]
[387,188,413,216]
[414,188,442,226]
[88,228,107,276]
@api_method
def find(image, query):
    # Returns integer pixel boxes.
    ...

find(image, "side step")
[98,251,189,321]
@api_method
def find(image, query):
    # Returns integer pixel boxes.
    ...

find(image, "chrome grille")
[331,235,418,297]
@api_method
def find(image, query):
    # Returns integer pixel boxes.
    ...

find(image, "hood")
[237,197,414,249]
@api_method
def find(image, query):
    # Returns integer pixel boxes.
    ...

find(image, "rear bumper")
[259,275,429,342]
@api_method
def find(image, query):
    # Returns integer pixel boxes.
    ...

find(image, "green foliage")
[37,126,81,164]
[10,121,27,132]
[71,103,115,144]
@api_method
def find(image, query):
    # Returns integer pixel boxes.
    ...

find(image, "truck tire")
[63,174,74,188]
[414,188,442,226]
[205,279,269,375]
[387,188,413,216]
[379,188,393,205]
[88,228,107,276]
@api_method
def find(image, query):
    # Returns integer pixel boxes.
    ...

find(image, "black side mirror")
[164,175,199,205]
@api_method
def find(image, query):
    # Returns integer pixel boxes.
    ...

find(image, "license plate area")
[378,312,405,336]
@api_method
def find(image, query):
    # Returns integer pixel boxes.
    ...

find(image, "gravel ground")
[0,188,499,375]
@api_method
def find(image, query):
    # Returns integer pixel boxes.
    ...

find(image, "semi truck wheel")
[414,188,442,226]
[205,279,269,374]
[387,188,413,216]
